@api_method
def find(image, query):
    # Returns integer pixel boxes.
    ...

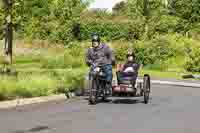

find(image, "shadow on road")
[111,99,143,104]
[83,97,145,104]
[13,125,50,133]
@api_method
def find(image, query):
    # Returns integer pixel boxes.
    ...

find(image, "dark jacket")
[86,43,115,66]
[122,61,140,73]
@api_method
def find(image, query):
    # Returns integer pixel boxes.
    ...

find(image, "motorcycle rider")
[86,33,115,95]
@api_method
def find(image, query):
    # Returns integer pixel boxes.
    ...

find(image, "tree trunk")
[143,0,149,39]
[3,0,13,67]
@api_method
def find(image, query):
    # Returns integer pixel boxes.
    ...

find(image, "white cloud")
[89,0,126,12]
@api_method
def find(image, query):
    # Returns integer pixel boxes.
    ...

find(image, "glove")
[91,63,98,69]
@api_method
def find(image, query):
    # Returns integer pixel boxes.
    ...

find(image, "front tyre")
[143,75,150,104]
[89,78,97,105]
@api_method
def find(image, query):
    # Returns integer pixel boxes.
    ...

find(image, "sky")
[89,0,125,12]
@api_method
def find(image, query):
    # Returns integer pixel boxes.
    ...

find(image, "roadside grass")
[0,41,87,101]
[139,69,182,79]
[0,67,87,101]
[139,55,200,80]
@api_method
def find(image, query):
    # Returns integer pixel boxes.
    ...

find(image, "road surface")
[1,84,200,133]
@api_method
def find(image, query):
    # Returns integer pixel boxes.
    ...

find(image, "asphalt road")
[1,84,200,133]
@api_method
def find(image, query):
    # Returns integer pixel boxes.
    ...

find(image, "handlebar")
[90,63,107,69]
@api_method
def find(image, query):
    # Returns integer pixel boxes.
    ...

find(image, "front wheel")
[88,78,97,105]
[143,75,150,104]
[100,81,108,102]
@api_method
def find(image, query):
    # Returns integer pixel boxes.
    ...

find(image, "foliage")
[184,47,200,72]
[134,36,175,65]
[0,45,87,101]
[0,0,199,42]
[62,68,87,92]
[0,1,4,39]
[112,1,127,15]
[0,67,87,101]
[0,0,91,44]
[168,0,200,36]
[169,0,200,23]
[80,16,145,41]
[149,15,180,34]
[112,41,132,62]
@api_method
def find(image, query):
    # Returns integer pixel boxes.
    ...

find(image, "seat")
[116,63,140,85]
[116,71,137,85]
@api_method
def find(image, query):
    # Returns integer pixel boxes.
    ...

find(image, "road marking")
[137,79,200,88]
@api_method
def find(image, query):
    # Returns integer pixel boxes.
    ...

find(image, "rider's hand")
[94,67,100,72]
[92,63,98,68]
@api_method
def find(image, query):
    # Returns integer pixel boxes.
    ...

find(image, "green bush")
[0,43,88,101]
[41,54,65,69]
[39,44,86,69]
[15,0,87,45]
[80,18,144,41]
[16,74,58,97]
[0,74,59,100]
[184,47,200,72]
[14,55,42,64]
[112,41,132,62]
[64,54,85,68]
[134,36,175,65]
[0,77,17,100]
[61,68,87,92]
[112,35,177,65]
[0,67,87,101]
[151,15,180,34]
[0,73,62,100]
[188,23,200,40]
[64,43,86,68]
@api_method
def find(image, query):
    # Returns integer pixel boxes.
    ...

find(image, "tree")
[126,0,144,18]
[49,0,88,44]
[112,1,127,15]
[16,0,90,44]
[169,0,200,23]
[1,0,14,69]
[0,1,5,39]
[168,0,200,36]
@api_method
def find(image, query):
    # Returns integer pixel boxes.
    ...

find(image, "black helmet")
[91,33,100,42]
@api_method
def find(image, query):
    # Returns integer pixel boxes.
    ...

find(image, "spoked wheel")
[100,81,108,102]
[101,94,107,102]
[89,90,97,105]
[143,75,151,104]
[89,78,97,105]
